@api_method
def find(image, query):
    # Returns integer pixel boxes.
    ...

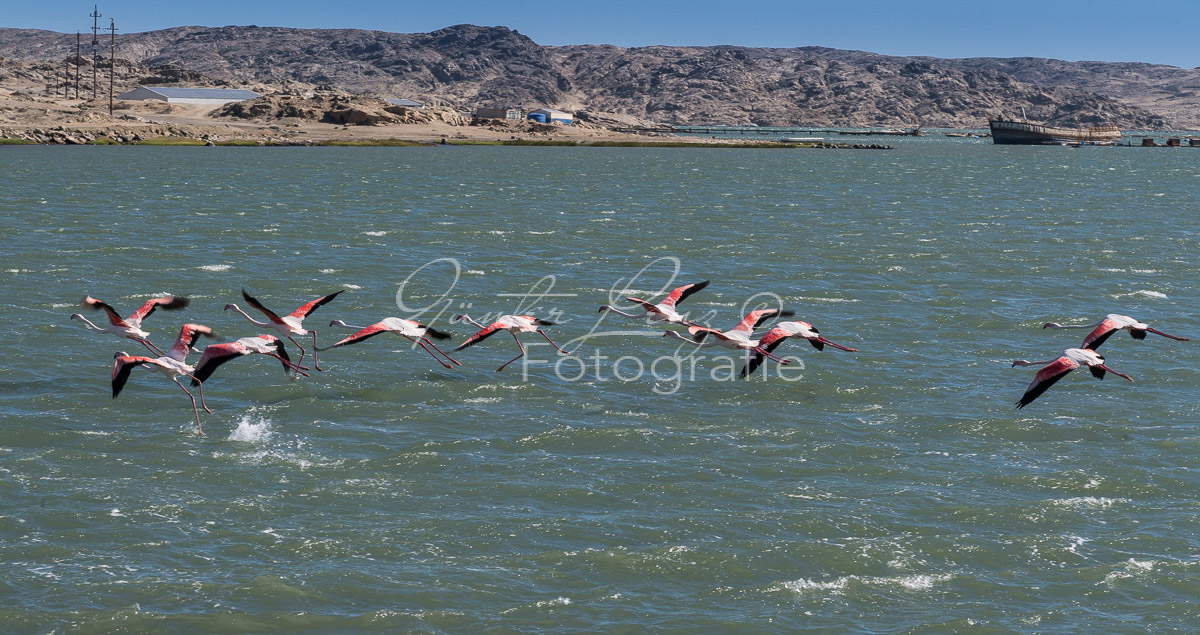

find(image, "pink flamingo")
[320,318,461,369]
[1012,347,1133,409]
[110,323,217,434]
[190,335,311,385]
[663,308,794,364]
[224,289,343,371]
[741,320,858,378]
[454,314,566,372]
[1043,313,1189,350]
[599,280,709,326]
[70,295,189,355]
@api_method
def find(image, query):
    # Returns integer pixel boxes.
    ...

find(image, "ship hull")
[989,120,1121,145]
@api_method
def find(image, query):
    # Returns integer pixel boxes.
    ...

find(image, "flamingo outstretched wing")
[111,356,155,398]
[731,309,794,334]
[82,296,128,327]
[289,290,344,319]
[1017,356,1078,409]
[455,322,505,351]
[129,296,189,322]
[660,280,709,308]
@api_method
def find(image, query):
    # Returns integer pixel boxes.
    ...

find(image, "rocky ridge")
[0,24,1193,129]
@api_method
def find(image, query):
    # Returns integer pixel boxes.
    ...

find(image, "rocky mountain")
[0,24,1191,129]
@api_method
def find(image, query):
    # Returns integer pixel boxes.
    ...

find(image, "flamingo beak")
[1147,327,1189,341]
[223,304,235,311]
[1099,364,1134,381]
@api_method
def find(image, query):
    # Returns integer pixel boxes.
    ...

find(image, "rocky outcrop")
[0,25,1191,128]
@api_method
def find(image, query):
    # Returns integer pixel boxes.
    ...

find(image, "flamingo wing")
[241,289,287,324]
[732,309,795,334]
[740,328,789,377]
[325,321,392,349]
[168,323,215,360]
[1081,318,1121,350]
[129,295,189,322]
[660,280,709,308]
[422,325,453,340]
[190,342,245,385]
[1017,356,1079,409]
[111,356,154,398]
[289,290,344,319]
[82,296,128,327]
[454,322,505,351]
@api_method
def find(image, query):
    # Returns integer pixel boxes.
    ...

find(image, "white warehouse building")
[116,86,262,105]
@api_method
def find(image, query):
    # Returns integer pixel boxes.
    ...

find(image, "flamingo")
[454,314,566,372]
[110,323,217,434]
[1043,314,1189,350]
[740,320,858,378]
[663,308,795,365]
[599,280,709,326]
[224,289,343,372]
[190,335,311,386]
[70,294,189,355]
[319,318,461,369]
[1012,347,1133,409]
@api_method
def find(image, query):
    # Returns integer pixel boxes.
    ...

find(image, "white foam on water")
[344,284,363,290]
[780,572,952,595]
[227,414,275,443]
[363,231,388,236]
[320,269,339,274]
[1050,496,1126,510]
[198,264,232,272]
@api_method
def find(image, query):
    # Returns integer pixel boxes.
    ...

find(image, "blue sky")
[8,1,1200,68]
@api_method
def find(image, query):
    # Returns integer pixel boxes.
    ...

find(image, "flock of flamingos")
[69,279,1190,434]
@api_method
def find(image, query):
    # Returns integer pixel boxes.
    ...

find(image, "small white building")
[530,108,573,125]
[116,86,261,105]
[386,98,424,108]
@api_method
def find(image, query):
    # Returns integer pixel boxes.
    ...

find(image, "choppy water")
[2,141,1198,632]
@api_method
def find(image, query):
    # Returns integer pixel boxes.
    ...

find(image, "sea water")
[1,140,1198,631]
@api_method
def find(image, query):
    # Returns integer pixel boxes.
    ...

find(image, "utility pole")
[109,18,117,115]
[75,32,81,99]
[90,5,101,100]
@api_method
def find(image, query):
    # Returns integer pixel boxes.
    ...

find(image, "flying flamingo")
[1043,313,1189,350]
[224,289,343,372]
[454,314,566,372]
[663,308,795,365]
[319,318,461,369]
[190,334,311,386]
[599,280,709,326]
[110,323,217,434]
[70,294,189,355]
[1012,347,1133,409]
[740,320,858,378]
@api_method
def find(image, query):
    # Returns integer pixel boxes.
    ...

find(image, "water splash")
[227,413,274,442]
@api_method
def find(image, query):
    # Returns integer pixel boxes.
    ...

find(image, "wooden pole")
[109,18,116,115]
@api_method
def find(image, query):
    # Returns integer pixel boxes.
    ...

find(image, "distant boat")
[989,119,1121,145]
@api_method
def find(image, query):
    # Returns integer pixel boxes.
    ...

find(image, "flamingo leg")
[182,373,213,413]
[136,338,168,356]
[753,346,792,365]
[172,377,204,436]
[537,329,567,354]
[266,354,311,377]
[287,335,311,374]
[423,338,463,366]
[310,331,324,371]
[403,335,453,369]
[497,332,528,372]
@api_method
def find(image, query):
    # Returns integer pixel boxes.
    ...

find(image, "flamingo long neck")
[1012,359,1057,367]
[458,315,486,329]
[600,306,645,319]
[1045,321,1101,330]
[332,321,366,330]
[72,315,105,331]
[229,305,271,327]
